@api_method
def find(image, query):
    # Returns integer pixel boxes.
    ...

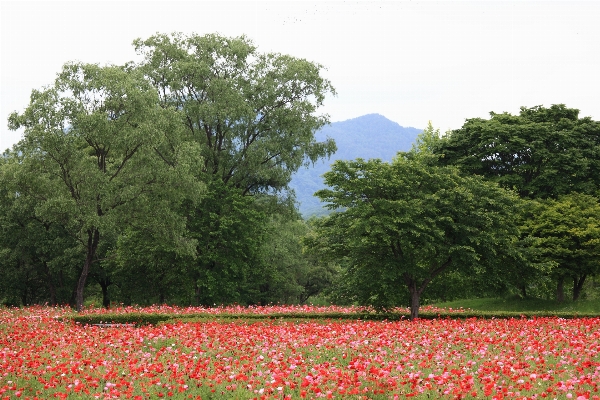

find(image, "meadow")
[1,305,599,399]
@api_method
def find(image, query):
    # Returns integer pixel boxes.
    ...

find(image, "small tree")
[307,154,522,319]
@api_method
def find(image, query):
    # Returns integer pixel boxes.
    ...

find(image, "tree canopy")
[434,104,600,199]
[128,33,337,306]
[133,32,336,195]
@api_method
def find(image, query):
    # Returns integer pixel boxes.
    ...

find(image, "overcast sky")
[2,1,599,151]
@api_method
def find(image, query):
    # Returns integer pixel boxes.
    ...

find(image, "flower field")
[1,306,599,399]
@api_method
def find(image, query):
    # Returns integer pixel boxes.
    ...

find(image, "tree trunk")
[92,266,112,309]
[99,278,110,309]
[75,228,100,312]
[403,263,451,321]
[405,277,421,320]
[520,284,527,299]
[573,274,587,301]
[556,275,565,303]
[194,283,201,306]
[43,261,57,306]
[409,286,420,320]
[75,257,91,312]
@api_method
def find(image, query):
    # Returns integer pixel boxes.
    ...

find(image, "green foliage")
[121,32,337,306]
[521,193,600,301]
[133,32,336,195]
[187,181,269,305]
[434,105,600,302]
[306,154,523,318]
[0,153,81,306]
[70,312,172,326]
[410,120,444,163]
[434,104,600,199]
[7,62,203,310]
[68,307,600,326]
[261,215,339,304]
[3,32,336,309]
[420,268,506,304]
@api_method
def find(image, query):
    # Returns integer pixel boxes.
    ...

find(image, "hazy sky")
[2,1,599,151]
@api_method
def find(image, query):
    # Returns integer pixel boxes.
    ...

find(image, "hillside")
[290,114,422,217]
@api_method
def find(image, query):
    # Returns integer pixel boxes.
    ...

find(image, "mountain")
[290,114,422,217]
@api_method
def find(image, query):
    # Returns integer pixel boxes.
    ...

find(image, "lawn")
[434,297,600,314]
[1,305,599,399]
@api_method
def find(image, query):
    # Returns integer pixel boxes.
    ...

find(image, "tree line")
[2,33,600,318]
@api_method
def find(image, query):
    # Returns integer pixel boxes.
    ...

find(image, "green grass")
[433,296,600,314]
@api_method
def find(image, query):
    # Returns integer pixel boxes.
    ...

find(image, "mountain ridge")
[290,114,423,216]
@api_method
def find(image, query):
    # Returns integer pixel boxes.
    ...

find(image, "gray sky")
[2,1,599,151]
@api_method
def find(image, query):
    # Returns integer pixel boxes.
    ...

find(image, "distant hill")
[290,114,422,217]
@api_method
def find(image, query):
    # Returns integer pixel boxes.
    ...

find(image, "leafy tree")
[185,182,271,305]
[132,33,336,302]
[434,104,600,199]
[254,214,305,304]
[8,63,202,311]
[434,104,600,300]
[306,155,522,319]
[522,193,600,301]
[112,228,195,306]
[3,32,335,308]
[410,121,444,161]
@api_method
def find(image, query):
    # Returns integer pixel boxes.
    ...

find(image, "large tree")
[4,32,336,308]
[8,63,202,311]
[130,33,336,303]
[434,104,600,299]
[306,154,523,319]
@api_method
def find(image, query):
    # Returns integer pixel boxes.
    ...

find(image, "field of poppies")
[1,305,599,399]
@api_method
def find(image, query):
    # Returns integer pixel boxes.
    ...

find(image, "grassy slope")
[433,297,600,314]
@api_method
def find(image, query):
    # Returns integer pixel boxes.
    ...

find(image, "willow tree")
[130,33,337,304]
[134,33,336,193]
